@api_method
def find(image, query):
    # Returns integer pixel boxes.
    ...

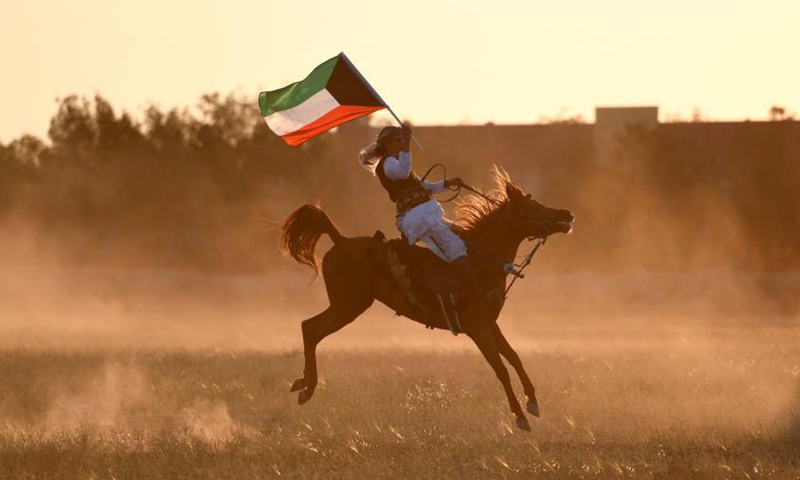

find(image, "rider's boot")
[451,256,504,311]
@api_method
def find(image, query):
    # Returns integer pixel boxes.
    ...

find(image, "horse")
[279,168,574,430]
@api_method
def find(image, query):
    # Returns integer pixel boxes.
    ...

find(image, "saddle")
[372,231,469,335]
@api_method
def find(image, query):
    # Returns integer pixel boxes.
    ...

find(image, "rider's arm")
[383,124,416,180]
[422,180,445,193]
[383,152,412,180]
[401,124,412,152]
[384,154,445,193]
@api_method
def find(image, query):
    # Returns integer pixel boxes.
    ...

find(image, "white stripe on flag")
[264,89,340,136]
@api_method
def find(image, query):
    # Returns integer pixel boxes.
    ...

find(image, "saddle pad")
[387,239,464,295]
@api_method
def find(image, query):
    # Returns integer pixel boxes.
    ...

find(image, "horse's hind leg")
[491,323,539,417]
[292,240,375,404]
[289,309,329,393]
[293,303,370,405]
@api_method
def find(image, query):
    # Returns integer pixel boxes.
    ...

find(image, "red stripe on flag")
[282,105,385,147]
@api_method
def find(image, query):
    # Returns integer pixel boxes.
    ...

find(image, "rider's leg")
[416,231,450,262]
[421,221,466,262]
[422,222,503,309]
[450,256,503,309]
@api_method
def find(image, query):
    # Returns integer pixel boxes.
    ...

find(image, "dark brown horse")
[279,169,574,430]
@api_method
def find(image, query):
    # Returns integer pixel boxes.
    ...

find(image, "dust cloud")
[184,399,236,440]
[45,362,147,430]
[0,189,797,362]
[29,360,242,437]
[2,211,798,442]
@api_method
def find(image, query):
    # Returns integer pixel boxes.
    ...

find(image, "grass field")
[1,268,799,478]
[1,336,798,479]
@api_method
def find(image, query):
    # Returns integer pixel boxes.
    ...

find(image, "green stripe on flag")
[259,55,340,117]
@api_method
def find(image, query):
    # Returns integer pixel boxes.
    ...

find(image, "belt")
[396,188,431,213]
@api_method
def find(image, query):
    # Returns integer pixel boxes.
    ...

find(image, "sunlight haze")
[1,0,798,142]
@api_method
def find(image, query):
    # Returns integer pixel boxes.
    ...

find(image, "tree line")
[0,93,347,271]
[1,94,798,272]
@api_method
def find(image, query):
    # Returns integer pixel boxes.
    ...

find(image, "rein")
[421,163,461,203]
[467,236,546,299]
[459,182,503,208]
[502,236,546,297]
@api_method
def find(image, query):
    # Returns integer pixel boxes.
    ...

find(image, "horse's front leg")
[491,323,539,417]
[469,326,529,431]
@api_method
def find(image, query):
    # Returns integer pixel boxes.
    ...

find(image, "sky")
[1,0,799,143]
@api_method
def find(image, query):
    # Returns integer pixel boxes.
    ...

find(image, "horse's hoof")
[298,389,313,405]
[527,401,540,417]
[516,418,531,431]
[290,378,306,392]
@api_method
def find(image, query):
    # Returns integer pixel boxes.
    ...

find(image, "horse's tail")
[279,204,344,276]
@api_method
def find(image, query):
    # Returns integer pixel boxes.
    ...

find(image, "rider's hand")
[401,124,413,140]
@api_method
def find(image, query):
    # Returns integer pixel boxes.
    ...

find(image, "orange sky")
[1,0,799,142]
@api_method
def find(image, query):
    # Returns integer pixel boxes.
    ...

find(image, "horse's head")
[453,167,574,243]
[502,182,574,239]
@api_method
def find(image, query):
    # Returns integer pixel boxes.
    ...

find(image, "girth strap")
[436,293,463,336]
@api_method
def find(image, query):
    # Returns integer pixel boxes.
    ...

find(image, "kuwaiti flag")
[259,53,386,146]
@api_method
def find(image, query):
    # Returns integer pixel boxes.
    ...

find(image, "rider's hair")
[358,126,403,175]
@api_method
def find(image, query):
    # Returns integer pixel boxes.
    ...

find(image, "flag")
[259,53,386,146]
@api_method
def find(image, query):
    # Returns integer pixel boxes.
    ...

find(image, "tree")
[769,105,796,121]
[0,135,47,214]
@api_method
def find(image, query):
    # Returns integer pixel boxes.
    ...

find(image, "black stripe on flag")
[327,59,384,108]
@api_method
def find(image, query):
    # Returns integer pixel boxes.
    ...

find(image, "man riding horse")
[265,54,573,430]
[281,160,573,430]
[357,125,503,311]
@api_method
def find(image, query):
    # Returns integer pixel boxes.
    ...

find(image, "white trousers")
[417,220,468,263]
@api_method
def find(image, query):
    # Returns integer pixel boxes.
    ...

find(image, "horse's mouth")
[556,221,573,234]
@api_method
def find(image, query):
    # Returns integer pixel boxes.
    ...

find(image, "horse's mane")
[452,166,525,237]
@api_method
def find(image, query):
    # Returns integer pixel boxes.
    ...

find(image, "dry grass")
[1,267,798,478]
[1,334,798,479]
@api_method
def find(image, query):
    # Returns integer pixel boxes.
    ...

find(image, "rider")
[358,125,502,310]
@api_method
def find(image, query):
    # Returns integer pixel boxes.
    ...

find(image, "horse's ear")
[505,181,525,201]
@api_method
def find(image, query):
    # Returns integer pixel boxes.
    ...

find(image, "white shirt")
[382,152,447,243]
[382,152,446,193]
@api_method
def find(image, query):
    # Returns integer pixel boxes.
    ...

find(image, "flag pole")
[339,52,424,151]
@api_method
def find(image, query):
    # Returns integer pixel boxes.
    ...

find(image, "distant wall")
[335,115,800,271]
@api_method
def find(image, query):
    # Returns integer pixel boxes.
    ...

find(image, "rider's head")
[376,126,404,152]
[358,126,404,174]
